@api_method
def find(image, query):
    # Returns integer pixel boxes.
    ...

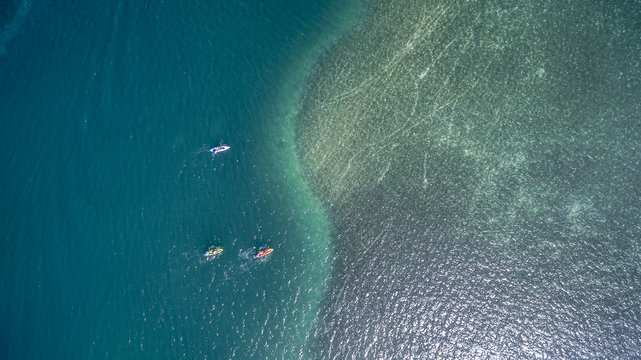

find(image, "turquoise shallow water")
[296,0,641,358]
[0,0,358,358]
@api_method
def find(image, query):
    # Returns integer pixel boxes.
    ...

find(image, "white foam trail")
[176,145,217,178]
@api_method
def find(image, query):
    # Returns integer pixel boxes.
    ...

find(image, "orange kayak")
[253,248,273,259]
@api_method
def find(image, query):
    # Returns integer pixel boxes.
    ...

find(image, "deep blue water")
[0,0,357,358]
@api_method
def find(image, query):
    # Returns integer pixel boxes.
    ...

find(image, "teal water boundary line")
[254,0,367,356]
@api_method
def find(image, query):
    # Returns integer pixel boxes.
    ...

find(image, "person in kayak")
[204,247,223,259]
[253,247,273,259]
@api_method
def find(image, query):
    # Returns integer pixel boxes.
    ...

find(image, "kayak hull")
[204,247,223,258]
[253,248,273,259]
[209,145,230,154]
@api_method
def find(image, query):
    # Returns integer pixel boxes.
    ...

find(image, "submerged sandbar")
[296,0,641,358]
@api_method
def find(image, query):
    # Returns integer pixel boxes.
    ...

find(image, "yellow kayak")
[204,247,223,259]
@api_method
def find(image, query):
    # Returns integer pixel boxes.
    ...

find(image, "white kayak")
[209,145,230,154]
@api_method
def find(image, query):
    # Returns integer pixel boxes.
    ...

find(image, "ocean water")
[0,0,361,358]
[296,0,641,358]
[5,0,641,358]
